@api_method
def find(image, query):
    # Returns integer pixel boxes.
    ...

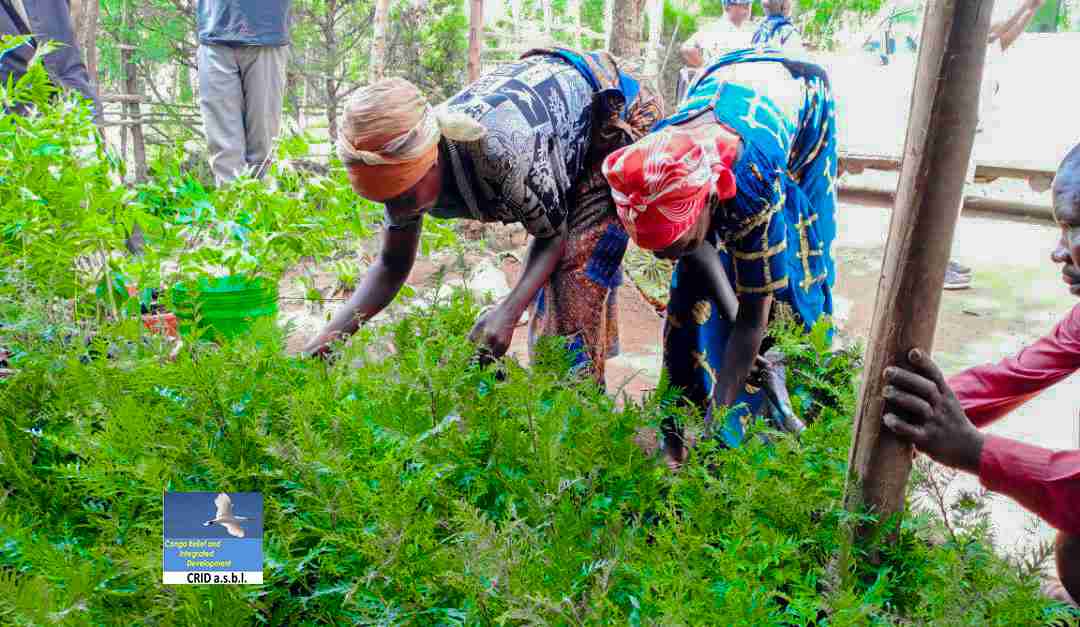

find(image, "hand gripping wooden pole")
[845,0,995,529]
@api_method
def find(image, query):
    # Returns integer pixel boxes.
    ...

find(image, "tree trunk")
[604,0,614,50]
[323,0,341,140]
[610,0,646,58]
[121,1,146,181]
[845,0,994,539]
[468,0,484,82]
[541,0,553,36]
[371,0,391,83]
[70,0,101,94]
[286,46,303,130]
[647,0,663,75]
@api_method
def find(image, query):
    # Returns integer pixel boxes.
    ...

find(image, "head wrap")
[724,0,752,5]
[337,78,487,202]
[602,125,740,251]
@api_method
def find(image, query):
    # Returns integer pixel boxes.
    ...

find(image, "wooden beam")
[838,152,1056,192]
[845,0,994,533]
[838,185,1054,224]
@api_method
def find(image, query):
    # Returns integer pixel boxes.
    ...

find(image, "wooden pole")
[120,0,147,182]
[845,0,995,529]
[468,0,484,82]
[370,0,390,83]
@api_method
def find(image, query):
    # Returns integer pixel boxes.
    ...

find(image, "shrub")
[0,288,1074,624]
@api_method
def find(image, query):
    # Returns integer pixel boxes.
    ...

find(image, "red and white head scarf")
[602,125,739,251]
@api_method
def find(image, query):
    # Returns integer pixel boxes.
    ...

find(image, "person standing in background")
[752,0,803,51]
[677,0,755,102]
[196,0,292,184]
[680,0,754,68]
[0,0,102,123]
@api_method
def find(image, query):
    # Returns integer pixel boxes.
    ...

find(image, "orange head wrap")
[337,78,487,202]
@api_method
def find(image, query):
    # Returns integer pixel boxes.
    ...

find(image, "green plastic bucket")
[171,275,278,340]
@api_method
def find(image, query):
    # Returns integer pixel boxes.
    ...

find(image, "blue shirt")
[197,0,292,47]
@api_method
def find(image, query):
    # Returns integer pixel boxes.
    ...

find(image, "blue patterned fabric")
[541,48,642,117]
[584,223,629,289]
[752,15,798,47]
[658,48,838,447]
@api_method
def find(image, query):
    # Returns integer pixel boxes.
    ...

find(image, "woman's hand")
[751,351,805,435]
[468,306,516,366]
[302,332,342,361]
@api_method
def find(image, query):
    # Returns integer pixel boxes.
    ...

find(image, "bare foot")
[633,427,691,471]
[662,430,690,472]
[664,446,689,472]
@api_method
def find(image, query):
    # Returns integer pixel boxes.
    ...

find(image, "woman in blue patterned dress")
[603,48,838,466]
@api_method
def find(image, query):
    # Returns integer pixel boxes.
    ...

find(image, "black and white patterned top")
[386,55,596,239]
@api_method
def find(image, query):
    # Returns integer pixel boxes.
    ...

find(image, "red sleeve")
[979,435,1080,535]
[947,304,1080,428]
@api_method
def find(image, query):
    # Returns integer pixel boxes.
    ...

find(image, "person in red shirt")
[881,144,1080,606]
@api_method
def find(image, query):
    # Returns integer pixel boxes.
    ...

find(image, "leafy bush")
[1,286,1073,624]
[2,35,1074,627]
[0,44,456,323]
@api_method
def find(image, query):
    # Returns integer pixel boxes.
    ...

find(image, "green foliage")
[0,55,450,321]
[582,0,607,47]
[388,0,469,104]
[664,0,700,42]
[797,0,887,50]
[0,38,127,302]
[0,284,1072,623]
[767,313,861,424]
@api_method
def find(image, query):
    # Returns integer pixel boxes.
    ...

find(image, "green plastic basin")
[171,275,278,340]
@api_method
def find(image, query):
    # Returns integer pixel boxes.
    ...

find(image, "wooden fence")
[100,90,1058,224]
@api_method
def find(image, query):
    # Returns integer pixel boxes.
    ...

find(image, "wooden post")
[371,0,391,83]
[468,0,484,83]
[845,0,995,529]
[120,1,147,181]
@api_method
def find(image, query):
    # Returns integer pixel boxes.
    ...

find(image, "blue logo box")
[163,491,263,585]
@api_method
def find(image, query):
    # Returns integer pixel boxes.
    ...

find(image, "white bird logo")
[202,493,250,538]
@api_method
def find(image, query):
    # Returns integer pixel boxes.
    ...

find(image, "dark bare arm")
[684,243,739,322]
[707,293,771,427]
[303,220,422,357]
[469,223,567,362]
[990,0,1044,51]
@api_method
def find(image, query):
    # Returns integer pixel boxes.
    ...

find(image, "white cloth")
[686,16,755,65]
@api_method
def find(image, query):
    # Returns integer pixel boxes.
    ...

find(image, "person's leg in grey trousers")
[198,44,246,184]
[237,45,288,178]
